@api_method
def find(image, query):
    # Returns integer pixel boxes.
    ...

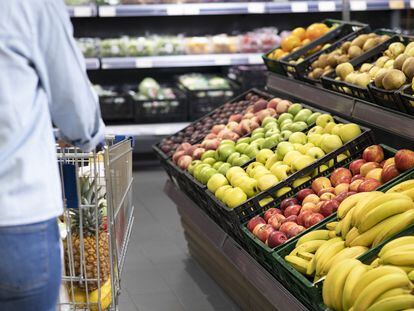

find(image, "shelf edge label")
[248,54,263,64]
[318,1,336,11]
[214,57,232,66]
[167,5,184,15]
[135,58,153,68]
[350,0,367,11]
[73,6,92,17]
[291,2,309,12]
[389,0,405,9]
[99,6,116,17]
[247,3,266,14]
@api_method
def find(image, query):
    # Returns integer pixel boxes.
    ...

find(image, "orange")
[306,23,330,41]
[271,48,285,59]
[281,35,301,52]
[301,38,311,46]
[291,27,306,41]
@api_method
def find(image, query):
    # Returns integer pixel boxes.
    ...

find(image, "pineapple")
[66,176,110,292]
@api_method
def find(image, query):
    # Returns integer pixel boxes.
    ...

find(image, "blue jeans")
[0,218,61,311]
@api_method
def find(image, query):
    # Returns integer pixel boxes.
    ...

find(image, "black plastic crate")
[299,29,395,85]
[368,82,408,113]
[98,86,134,122]
[227,65,267,92]
[320,34,408,103]
[398,85,414,116]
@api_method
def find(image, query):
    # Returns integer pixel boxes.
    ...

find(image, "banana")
[351,192,384,226]
[379,236,414,258]
[370,258,380,268]
[376,287,412,301]
[316,240,345,276]
[380,245,414,258]
[285,255,309,274]
[342,264,368,311]
[345,227,361,247]
[328,230,337,238]
[366,294,414,311]
[327,221,339,231]
[297,251,314,261]
[379,251,414,266]
[323,259,361,310]
[321,246,368,276]
[296,230,330,246]
[386,180,414,194]
[402,188,414,200]
[353,273,411,311]
[306,256,316,275]
[341,208,355,239]
[290,240,327,255]
[335,220,344,236]
[337,193,369,219]
[350,266,408,304]
[390,265,414,273]
[315,237,343,263]
[357,198,414,233]
[409,270,414,281]
[372,209,414,247]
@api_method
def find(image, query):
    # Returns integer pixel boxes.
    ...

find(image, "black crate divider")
[398,85,414,116]
[99,86,134,122]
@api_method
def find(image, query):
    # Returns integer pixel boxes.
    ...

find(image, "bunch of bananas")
[323,259,414,311]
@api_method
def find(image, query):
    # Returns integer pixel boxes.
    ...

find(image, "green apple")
[237,137,251,145]
[207,173,229,193]
[281,130,293,141]
[280,119,293,131]
[288,103,303,116]
[316,114,335,128]
[264,122,279,131]
[215,185,232,201]
[277,142,295,159]
[201,150,216,161]
[289,121,308,133]
[202,157,216,166]
[245,145,260,159]
[320,134,343,154]
[226,166,246,181]
[218,162,232,175]
[306,112,322,125]
[262,116,277,127]
[308,126,324,135]
[262,137,278,149]
[302,142,315,154]
[330,124,343,136]
[265,128,280,138]
[220,139,235,146]
[235,143,249,154]
[293,176,311,188]
[217,144,235,162]
[257,174,279,191]
[293,109,313,122]
[188,160,202,175]
[283,150,302,166]
[307,133,323,147]
[252,167,270,180]
[227,152,241,165]
[288,132,307,145]
[233,154,250,166]
[231,174,248,187]
[213,161,224,170]
[265,154,279,170]
[194,163,210,180]
[199,167,217,184]
[270,164,290,180]
[278,113,293,125]
[323,122,337,134]
[292,155,315,172]
[256,149,274,165]
[246,162,264,175]
[306,147,325,159]
[224,187,247,208]
[253,138,265,149]
[239,178,259,197]
[251,132,265,141]
[252,128,265,135]
[338,123,361,143]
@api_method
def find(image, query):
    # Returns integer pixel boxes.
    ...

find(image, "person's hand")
[57,139,72,148]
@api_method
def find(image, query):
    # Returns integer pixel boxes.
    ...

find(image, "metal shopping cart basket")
[56,136,134,311]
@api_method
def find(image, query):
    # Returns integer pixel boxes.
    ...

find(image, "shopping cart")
[56,136,134,311]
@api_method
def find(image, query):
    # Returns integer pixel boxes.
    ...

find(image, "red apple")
[268,215,282,230]
[349,179,365,192]
[280,198,299,211]
[247,216,266,232]
[297,188,315,202]
[317,187,335,197]
[311,177,332,194]
[320,200,339,217]
[357,178,381,192]
[330,168,353,187]
[256,224,275,242]
[284,205,302,217]
[335,191,356,203]
[267,98,281,110]
[320,192,336,201]
[172,150,186,163]
[202,139,220,150]
[205,133,218,140]
[381,164,400,183]
[287,225,306,238]
[178,155,193,170]
[351,174,364,182]
[267,231,288,248]
[279,221,297,235]
[282,215,298,224]
[297,210,313,226]
[395,149,414,172]
[253,99,268,113]
[335,183,350,195]
[252,223,266,236]
[363,145,384,163]
[349,159,367,175]
[211,124,225,135]
[302,194,320,205]
[263,208,281,222]
[229,114,243,123]
[192,148,206,160]
[382,157,395,169]
[360,162,381,177]
[301,202,317,212]
[305,213,325,228]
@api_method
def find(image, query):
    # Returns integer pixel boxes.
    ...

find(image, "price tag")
[247,3,266,14]
[350,1,367,11]
[248,54,263,64]
[99,6,116,17]
[291,2,309,12]
[389,0,404,9]
[318,1,336,11]
[73,6,92,17]
[135,58,153,68]
[214,57,231,66]
[167,5,184,15]
[411,0,414,8]
[184,5,200,15]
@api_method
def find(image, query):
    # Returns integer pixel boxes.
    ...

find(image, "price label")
[248,54,263,64]
[318,1,336,11]
[135,58,153,68]
[73,6,92,17]
[350,1,367,11]
[291,2,309,12]
[99,6,116,17]
[167,5,184,15]
[184,5,200,15]
[389,0,404,9]
[247,3,266,14]
[214,57,231,66]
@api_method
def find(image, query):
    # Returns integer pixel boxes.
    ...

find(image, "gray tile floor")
[118,169,240,311]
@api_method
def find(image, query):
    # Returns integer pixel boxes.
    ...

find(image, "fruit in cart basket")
[395,149,414,172]
[264,208,282,222]
[89,278,112,311]
[275,100,291,114]
[335,183,350,195]
[177,155,192,170]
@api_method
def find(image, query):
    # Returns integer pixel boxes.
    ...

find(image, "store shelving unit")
[85,58,100,70]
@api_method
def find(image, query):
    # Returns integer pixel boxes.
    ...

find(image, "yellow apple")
[276,186,292,197]
[283,150,303,166]
[306,147,325,159]
[256,148,274,165]
[264,154,279,169]
[338,123,362,143]
[293,176,311,188]
[252,169,272,180]
[215,185,232,202]
[257,174,279,191]
[323,122,337,134]
[259,196,274,207]
[307,125,324,135]
[331,124,344,136]
[224,187,247,208]
[270,164,290,180]
[302,143,316,154]
[226,166,245,181]
[320,134,343,154]
[207,174,229,193]
[246,162,263,175]
[293,155,316,172]
[307,134,323,147]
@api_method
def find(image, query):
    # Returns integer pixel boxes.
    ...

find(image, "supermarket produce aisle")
[118,168,240,311]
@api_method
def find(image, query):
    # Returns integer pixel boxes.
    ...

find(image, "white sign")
[99,6,116,17]
[291,2,309,12]
[318,1,336,11]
